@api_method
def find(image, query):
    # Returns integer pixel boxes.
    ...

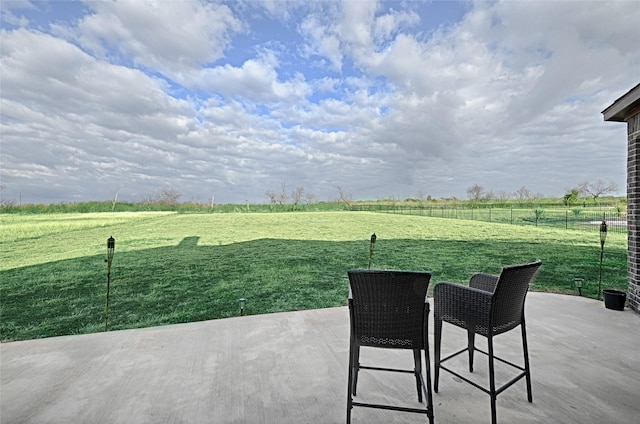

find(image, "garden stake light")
[368,233,376,269]
[573,278,584,296]
[598,219,607,300]
[105,236,115,331]
[238,298,247,316]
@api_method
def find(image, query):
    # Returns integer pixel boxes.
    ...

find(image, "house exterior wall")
[603,84,640,315]
[627,112,639,314]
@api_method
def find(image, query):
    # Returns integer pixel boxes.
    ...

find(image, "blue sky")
[1,0,638,205]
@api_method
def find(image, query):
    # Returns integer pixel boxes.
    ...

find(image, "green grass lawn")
[0,211,628,341]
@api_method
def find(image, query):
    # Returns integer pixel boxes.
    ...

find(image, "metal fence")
[350,205,628,234]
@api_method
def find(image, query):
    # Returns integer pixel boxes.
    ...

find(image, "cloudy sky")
[1,1,638,205]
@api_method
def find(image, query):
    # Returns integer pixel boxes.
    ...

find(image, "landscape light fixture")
[573,278,584,296]
[598,219,607,300]
[105,236,115,331]
[368,233,377,269]
[238,298,247,316]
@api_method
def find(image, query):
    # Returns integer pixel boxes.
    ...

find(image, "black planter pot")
[603,289,626,311]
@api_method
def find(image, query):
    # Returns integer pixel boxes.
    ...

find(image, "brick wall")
[628,112,639,314]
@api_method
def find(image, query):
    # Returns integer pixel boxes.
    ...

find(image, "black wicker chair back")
[349,270,429,349]
[347,270,434,424]
[491,262,542,335]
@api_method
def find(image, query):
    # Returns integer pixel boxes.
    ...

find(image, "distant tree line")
[465,179,619,206]
[0,178,622,212]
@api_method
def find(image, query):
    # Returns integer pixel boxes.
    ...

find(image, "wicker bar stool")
[434,260,542,424]
[347,269,434,424]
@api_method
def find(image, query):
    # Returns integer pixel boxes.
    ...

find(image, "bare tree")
[291,186,305,207]
[578,180,619,204]
[159,188,182,206]
[336,185,352,208]
[304,191,317,204]
[265,190,277,204]
[278,183,288,205]
[0,185,16,208]
[140,188,182,206]
[139,191,160,204]
[515,186,533,202]
[496,190,511,203]
[466,184,485,201]
[265,183,288,205]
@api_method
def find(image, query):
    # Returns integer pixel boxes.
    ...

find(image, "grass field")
[0,211,628,341]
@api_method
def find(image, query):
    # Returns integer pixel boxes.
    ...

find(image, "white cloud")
[374,8,420,42]
[0,0,637,205]
[299,14,344,72]
[195,57,311,104]
[1,29,191,122]
[72,0,242,75]
[0,0,33,27]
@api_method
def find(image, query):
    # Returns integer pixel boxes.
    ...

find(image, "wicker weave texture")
[434,261,541,336]
[348,270,431,349]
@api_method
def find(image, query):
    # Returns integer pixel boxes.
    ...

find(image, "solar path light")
[573,278,584,296]
[238,298,247,316]
[368,233,376,269]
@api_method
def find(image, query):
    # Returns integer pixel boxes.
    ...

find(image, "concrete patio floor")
[1,292,639,424]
